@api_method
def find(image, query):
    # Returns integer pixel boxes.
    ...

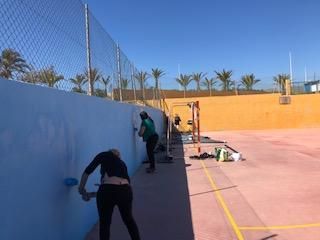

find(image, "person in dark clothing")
[174,114,181,130]
[78,149,141,240]
[138,111,159,173]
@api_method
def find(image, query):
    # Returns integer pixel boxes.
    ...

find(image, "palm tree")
[70,74,86,93]
[85,68,101,95]
[192,72,207,92]
[121,78,130,90]
[100,75,111,97]
[0,48,30,79]
[21,68,40,84]
[201,77,216,96]
[241,74,261,90]
[134,70,149,100]
[215,69,233,91]
[176,74,192,98]
[38,66,64,88]
[95,89,107,98]
[273,74,290,94]
[151,68,165,100]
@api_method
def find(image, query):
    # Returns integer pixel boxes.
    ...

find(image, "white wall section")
[0,78,164,239]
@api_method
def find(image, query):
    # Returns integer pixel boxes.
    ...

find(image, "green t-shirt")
[141,119,156,141]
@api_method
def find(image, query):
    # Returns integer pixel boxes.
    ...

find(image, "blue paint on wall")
[0,78,164,240]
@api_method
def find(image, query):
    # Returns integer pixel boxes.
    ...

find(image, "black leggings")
[146,134,159,169]
[96,184,140,240]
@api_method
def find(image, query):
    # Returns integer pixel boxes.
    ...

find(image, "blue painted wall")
[0,78,164,240]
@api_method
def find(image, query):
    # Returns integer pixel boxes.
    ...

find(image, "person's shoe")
[146,167,156,173]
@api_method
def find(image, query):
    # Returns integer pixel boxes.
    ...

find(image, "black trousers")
[96,184,140,240]
[146,134,159,169]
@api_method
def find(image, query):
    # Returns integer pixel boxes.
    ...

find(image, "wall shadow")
[129,128,195,240]
[85,128,195,240]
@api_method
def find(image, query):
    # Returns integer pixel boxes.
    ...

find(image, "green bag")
[215,147,229,162]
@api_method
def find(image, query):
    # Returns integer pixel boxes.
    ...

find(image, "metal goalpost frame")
[192,101,201,155]
[166,101,201,159]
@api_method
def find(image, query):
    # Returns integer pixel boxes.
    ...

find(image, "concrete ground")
[86,128,320,240]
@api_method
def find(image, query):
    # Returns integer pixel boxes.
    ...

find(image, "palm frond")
[241,74,260,90]
[215,69,233,91]
[39,66,64,88]
[0,48,30,79]
[192,72,207,91]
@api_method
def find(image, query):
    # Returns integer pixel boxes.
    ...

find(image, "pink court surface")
[86,128,320,240]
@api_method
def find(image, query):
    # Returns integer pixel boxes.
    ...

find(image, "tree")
[134,70,149,100]
[100,75,111,97]
[0,48,30,79]
[95,89,108,98]
[201,77,216,96]
[85,68,101,94]
[240,74,260,90]
[21,68,40,84]
[273,74,290,93]
[192,72,207,92]
[70,74,86,93]
[151,68,165,99]
[121,78,129,90]
[176,74,192,98]
[38,66,64,88]
[215,69,233,91]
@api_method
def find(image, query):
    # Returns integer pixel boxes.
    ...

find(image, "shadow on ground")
[86,130,195,240]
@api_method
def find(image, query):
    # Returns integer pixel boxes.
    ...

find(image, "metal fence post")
[85,4,93,96]
[158,78,162,109]
[130,63,137,102]
[111,76,114,100]
[116,43,123,102]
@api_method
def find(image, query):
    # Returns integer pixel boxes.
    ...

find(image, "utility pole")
[286,52,293,95]
[304,66,307,83]
[289,52,293,83]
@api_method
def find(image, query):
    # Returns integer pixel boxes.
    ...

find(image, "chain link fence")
[2,0,314,107]
[0,0,149,104]
[0,0,86,90]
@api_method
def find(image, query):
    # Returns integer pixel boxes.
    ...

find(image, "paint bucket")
[231,153,242,161]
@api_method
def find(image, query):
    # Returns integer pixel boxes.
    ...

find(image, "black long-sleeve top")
[84,151,130,183]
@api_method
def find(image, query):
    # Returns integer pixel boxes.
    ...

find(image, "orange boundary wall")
[163,94,320,131]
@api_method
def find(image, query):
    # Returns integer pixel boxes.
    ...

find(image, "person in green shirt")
[138,111,159,173]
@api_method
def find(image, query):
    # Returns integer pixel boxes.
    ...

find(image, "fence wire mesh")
[2,0,313,107]
[0,0,144,104]
[0,0,87,91]
[88,9,117,99]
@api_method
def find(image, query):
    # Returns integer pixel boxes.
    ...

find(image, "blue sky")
[83,0,320,89]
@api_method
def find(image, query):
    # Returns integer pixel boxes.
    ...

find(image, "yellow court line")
[239,223,320,231]
[200,160,245,240]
